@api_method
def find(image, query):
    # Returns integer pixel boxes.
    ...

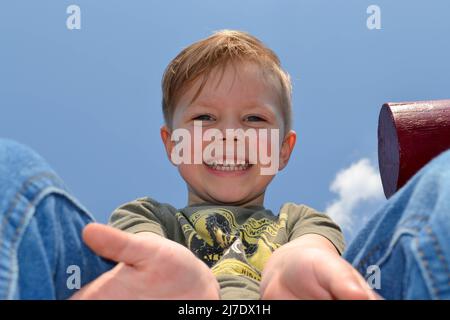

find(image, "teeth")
[205,162,251,171]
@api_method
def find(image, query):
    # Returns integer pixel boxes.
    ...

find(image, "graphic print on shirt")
[175,208,288,281]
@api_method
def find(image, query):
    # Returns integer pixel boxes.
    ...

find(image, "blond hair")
[161,30,293,132]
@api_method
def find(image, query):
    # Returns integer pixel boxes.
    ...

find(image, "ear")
[160,125,176,166]
[278,130,296,171]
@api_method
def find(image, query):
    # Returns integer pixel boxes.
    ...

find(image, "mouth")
[203,160,253,174]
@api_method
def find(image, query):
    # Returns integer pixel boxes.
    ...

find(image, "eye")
[192,114,214,121]
[245,115,266,122]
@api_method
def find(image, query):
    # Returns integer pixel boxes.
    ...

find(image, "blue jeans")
[0,139,449,299]
[0,139,114,299]
[344,147,450,299]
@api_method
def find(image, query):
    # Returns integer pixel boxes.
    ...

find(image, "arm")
[260,234,380,300]
[72,197,219,299]
[280,233,339,253]
[70,224,220,299]
[108,197,169,236]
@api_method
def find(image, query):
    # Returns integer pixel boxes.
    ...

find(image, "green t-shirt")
[109,197,345,299]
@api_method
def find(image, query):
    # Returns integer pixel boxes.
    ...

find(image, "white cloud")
[325,158,386,241]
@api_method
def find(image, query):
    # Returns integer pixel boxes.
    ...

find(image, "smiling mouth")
[203,161,253,172]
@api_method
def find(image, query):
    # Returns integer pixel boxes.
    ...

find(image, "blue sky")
[1,1,449,243]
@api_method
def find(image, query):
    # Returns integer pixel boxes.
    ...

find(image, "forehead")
[174,61,283,114]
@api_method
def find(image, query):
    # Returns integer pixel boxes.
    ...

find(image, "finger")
[82,223,154,265]
[261,276,303,300]
[350,267,381,300]
[331,278,372,300]
[69,264,129,300]
[320,260,375,300]
[372,291,384,300]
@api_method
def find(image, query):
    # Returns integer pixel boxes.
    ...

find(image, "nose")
[221,136,238,142]
[216,117,243,141]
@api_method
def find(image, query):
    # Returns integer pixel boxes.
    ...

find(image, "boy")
[97,29,357,299]
[1,30,449,300]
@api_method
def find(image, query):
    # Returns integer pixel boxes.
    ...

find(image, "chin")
[207,189,252,205]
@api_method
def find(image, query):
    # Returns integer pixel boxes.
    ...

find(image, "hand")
[70,223,220,300]
[260,237,381,300]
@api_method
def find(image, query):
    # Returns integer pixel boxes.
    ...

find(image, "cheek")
[253,173,275,191]
[255,129,280,160]
[178,163,201,184]
[178,163,203,176]
[170,126,204,164]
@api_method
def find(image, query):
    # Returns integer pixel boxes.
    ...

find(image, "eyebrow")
[186,102,277,123]
[189,99,273,111]
[187,100,217,109]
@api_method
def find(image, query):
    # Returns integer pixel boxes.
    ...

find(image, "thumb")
[83,223,149,265]
[325,260,376,300]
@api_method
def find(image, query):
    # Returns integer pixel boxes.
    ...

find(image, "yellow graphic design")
[212,258,261,281]
[175,208,288,279]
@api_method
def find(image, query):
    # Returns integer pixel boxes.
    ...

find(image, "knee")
[407,148,450,200]
[0,139,52,187]
[433,148,450,164]
[0,139,45,169]
[421,148,450,176]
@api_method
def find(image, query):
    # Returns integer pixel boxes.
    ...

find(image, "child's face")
[161,61,296,206]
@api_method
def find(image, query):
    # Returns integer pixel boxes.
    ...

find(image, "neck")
[187,189,265,208]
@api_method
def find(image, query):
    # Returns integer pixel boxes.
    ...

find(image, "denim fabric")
[0,139,114,299]
[344,148,450,299]
[0,138,449,299]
